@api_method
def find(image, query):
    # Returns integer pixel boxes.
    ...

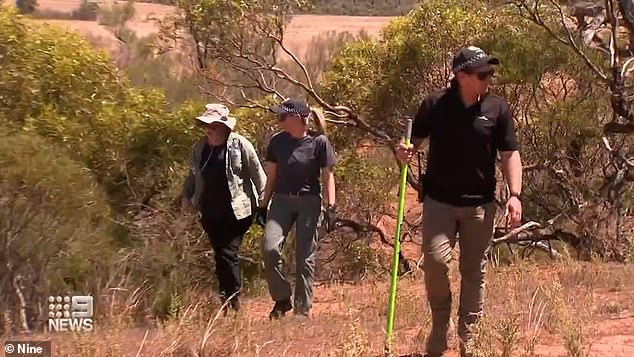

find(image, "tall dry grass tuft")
[8,260,634,356]
[522,288,548,356]
[464,315,496,357]
[496,315,521,357]
[196,298,235,355]
[338,317,370,357]
[543,277,589,357]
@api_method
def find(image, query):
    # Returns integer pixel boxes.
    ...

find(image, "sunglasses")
[466,69,495,81]
[278,113,296,122]
[199,122,225,131]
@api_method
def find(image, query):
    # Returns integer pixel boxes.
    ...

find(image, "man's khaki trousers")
[421,196,497,356]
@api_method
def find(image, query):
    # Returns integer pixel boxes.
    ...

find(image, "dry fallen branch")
[493,224,564,259]
[336,218,412,274]
[493,221,543,244]
[522,161,553,172]
[492,213,568,259]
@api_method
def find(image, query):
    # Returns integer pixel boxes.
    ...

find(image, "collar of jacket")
[188,131,260,220]
[192,132,243,174]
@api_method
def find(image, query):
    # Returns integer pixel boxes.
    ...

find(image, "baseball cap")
[195,103,236,130]
[270,98,311,117]
[451,46,499,74]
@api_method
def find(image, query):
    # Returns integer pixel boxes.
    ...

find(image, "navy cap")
[451,46,499,73]
[271,99,311,117]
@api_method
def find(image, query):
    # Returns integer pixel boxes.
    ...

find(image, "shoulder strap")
[192,138,206,170]
[231,135,243,153]
[417,151,425,202]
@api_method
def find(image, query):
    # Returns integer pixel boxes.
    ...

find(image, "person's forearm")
[261,180,275,207]
[322,169,336,206]
[410,137,424,150]
[261,162,277,207]
[501,151,522,195]
[246,149,267,206]
[181,173,195,200]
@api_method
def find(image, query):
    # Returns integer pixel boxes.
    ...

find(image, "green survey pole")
[385,118,413,356]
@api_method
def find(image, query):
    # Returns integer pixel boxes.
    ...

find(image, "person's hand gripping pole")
[384,118,413,356]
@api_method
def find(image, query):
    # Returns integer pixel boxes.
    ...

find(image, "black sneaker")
[269,299,292,320]
[219,294,240,315]
[229,296,240,311]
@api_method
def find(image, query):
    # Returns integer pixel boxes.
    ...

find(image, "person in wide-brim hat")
[195,103,237,130]
[181,103,267,314]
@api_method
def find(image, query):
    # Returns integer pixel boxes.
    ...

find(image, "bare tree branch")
[493,221,543,244]
[513,0,608,81]
[550,0,609,81]
[336,218,412,273]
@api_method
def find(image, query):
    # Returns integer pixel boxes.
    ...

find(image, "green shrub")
[72,0,99,21]
[0,127,114,333]
[16,0,37,14]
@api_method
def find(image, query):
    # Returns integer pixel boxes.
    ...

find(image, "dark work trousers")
[263,194,321,315]
[200,214,253,302]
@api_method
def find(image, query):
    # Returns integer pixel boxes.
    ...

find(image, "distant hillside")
[309,0,419,16]
[129,0,419,16]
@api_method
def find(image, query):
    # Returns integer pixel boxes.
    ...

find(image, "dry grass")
[3,259,634,356]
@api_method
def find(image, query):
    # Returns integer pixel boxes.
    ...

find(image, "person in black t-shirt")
[256,98,338,320]
[181,103,267,313]
[395,46,524,357]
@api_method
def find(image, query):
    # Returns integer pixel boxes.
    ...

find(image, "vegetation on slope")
[2,2,634,350]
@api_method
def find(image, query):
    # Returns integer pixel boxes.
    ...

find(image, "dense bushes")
[0,7,201,331]
[0,8,198,212]
[320,0,634,261]
[0,128,114,332]
[0,4,390,332]
[2,0,634,335]
[16,0,37,14]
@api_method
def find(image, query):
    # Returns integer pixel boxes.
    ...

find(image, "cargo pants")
[421,196,497,356]
[262,193,321,316]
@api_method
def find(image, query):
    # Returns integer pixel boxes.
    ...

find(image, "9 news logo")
[46,295,94,332]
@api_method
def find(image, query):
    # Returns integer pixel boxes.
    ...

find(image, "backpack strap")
[231,135,245,175]
[417,151,425,202]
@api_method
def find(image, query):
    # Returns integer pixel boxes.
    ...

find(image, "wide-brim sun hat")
[196,103,237,130]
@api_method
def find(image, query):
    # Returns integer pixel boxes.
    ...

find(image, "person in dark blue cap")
[396,46,523,357]
[255,98,338,320]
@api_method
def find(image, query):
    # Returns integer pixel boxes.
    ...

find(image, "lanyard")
[201,145,220,171]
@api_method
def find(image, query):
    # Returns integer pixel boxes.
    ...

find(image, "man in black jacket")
[396,46,523,357]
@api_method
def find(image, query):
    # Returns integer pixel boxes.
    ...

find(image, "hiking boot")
[269,299,292,320]
[219,294,240,315]
[230,297,240,311]
[293,310,310,322]
[459,340,471,357]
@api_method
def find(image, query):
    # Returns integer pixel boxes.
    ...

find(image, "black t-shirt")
[200,142,235,220]
[412,86,518,206]
[265,131,337,195]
